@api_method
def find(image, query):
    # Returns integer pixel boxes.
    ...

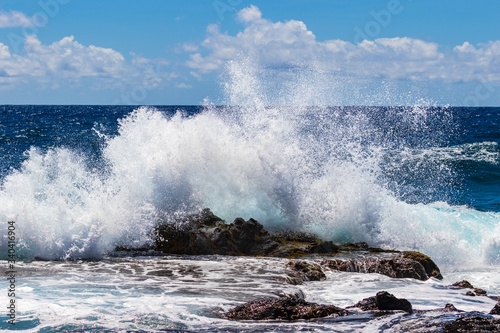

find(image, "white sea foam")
[0,60,499,269]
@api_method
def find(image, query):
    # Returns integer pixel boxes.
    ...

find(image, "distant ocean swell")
[0,104,498,269]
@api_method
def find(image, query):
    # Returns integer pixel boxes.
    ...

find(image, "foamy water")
[0,256,498,332]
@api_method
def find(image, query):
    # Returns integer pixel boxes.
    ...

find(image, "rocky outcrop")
[452,280,487,296]
[285,260,326,284]
[401,251,443,280]
[154,209,279,256]
[222,296,348,320]
[321,252,442,281]
[148,209,444,282]
[350,291,413,314]
[444,316,500,332]
[153,209,339,257]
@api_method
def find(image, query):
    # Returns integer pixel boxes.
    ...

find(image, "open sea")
[0,102,499,331]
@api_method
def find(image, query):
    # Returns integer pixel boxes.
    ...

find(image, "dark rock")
[443,304,460,312]
[228,218,279,255]
[222,296,348,320]
[444,316,500,332]
[473,288,487,296]
[192,208,224,226]
[452,280,487,296]
[286,260,326,283]
[351,291,412,314]
[271,230,320,243]
[402,251,443,280]
[490,300,500,315]
[154,209,279,256]
[309,241,339,254]
[268,231,339,258]
[321,256,430,281]
[452,280,475,289]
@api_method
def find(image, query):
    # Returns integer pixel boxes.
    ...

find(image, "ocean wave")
[0,106,498,269]
[393,141,499,165]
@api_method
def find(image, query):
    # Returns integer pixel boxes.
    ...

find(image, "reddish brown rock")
[222,296,348,320]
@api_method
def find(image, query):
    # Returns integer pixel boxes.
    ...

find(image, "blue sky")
[0,0,499,105]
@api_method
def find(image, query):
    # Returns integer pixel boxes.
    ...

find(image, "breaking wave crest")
[0,60,498,269]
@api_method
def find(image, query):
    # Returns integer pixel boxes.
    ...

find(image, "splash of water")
[0,58,498,267]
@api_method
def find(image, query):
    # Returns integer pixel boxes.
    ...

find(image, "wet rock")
[269,231,339,258]
[351,291,412,314]
[322,256,430,281]
[443,303,461,312]
[452,280,487,296]
[413,303,464,315]
[444,316,500,332]
[285,260,326,283]
[228,218,279,255]
[452,280,475,289]
[222,296,348,320]
[309,241,339,254]
[154,209,279,256]
[490,300,500,315]
[473,288,487,296]
[401,251,443,280]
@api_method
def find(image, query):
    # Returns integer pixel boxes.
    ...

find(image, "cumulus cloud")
[0,11,38,28]
[237,5,262,23]
[187,5,500,83]
[0,35,174,89]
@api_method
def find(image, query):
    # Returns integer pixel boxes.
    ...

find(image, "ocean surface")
[0,104,499,331]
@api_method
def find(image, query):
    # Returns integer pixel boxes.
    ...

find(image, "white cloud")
[237,5,262,23]
[0,35,175,89]
[0,11,38,28]
[187,5,500,83]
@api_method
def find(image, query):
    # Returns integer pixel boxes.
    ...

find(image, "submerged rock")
[444,316,500,332]
[222,296,348,320]
[351,291,413,314]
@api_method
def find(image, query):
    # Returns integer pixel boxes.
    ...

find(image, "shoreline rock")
[152,209,340,257]
[452,280,488,296]
[349,291,413,314]
[121,209,444,283]
[444,316,500,332]
[222,295,348,321]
